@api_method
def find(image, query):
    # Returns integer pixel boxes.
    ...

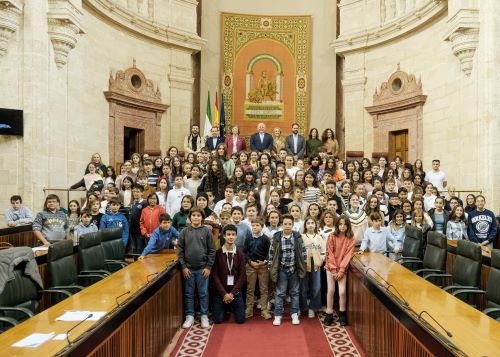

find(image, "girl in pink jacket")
[324,215,355,326]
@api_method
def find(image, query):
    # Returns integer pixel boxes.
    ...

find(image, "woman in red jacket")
[324,215,355,326]
[140,193,166,239]
[224,125,246,157]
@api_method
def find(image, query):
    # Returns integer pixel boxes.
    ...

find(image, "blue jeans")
[300,268,322,311]
[274,268,300,317]
[212,292,245,324]
[184,269,209,316]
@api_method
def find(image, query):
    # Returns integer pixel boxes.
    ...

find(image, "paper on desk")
[56,311,107,321]
[53,333,68,341]
[12,332,55,348]
[32,247,49,252]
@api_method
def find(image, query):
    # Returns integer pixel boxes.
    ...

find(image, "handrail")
[42,187,87,208]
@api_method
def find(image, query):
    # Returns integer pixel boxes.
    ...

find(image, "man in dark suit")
[206,126,225,151]
[250,122,273,152]
[285,123,306,160]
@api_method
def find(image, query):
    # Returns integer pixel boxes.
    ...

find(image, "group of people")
[4,122,498,329]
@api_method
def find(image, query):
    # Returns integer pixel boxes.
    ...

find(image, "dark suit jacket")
[224,135,247,155]
[205,136,225,151]
[285,134,306,159]
[250,133,273,152]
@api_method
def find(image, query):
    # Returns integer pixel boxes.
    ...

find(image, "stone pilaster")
[167,50,195,150]
[22,0,50,210]
[341,54,367,156]
[477,0,500,211]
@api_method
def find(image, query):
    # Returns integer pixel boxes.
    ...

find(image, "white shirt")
[425,170,447,192]
[286,166,299,179]
[213,198,242,215]
[232,136,238,153]
[165,186,191,216]
[293,134,298,153]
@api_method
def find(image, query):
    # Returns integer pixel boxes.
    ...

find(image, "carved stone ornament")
[106,62,164,106]
[0,0,22,56]
[47,0,85,69]
[443,9,480,76]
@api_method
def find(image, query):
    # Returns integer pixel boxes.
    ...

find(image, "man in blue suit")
[206,126,225,151]
[250,122,273,152]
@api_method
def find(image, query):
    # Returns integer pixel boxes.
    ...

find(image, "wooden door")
[390,130,408,162]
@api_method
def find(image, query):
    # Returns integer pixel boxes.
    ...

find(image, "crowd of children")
[4,124,499,329]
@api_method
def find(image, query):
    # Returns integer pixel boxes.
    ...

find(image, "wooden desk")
[0,251,183,356]
[349,252,500,357]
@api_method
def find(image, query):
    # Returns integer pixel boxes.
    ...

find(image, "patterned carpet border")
[173,313,363,357]
[174,316,213,357]
[318,312,363,357]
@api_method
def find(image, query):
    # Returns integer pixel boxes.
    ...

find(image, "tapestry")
[221,13,312,136]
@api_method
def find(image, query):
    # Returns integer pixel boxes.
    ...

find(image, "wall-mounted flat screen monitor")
[0,108,23,136]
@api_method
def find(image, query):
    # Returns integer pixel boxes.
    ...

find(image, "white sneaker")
[273,316,282,326]
[182,315,194,329]
[308,309,315,318]
[291,313,300,325]
[200,315,210,328]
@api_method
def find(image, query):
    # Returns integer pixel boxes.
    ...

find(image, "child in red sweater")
[140,193,166,240]
[324,215,355,326]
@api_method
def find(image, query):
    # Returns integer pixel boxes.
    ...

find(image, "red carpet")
[171,312,363,357]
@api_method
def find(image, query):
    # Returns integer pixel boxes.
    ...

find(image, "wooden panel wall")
[0,229,38,247]
[87,271,183,357]
[348,268,434,357]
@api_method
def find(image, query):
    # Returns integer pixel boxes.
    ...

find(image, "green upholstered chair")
[47,240,102,301]
[99,228,132,272]
[453,249,500,320]
[424,240,482,303]
[409,232,447,277]
[397,226,423,269]
[78,232,111,285]
[0,253,70,332]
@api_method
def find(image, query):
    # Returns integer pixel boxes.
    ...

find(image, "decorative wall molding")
[443,9,479,76]
[83,0,205,52]
[342,67,366,93]
[168,64,194,91]
[332,0,447,55]
[0,0,22,56]
[47,0,86,68]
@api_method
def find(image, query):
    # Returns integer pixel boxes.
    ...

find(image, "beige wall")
[335,0,500,211]
[0,0,200,216]
[200,0,337,136]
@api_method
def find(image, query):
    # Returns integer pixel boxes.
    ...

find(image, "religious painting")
[221,13,312,136]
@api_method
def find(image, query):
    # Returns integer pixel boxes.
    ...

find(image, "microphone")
[146,272,159,282]
[115,290,131,307]
[385,283,409,308]
[66,313,93,346]
[418,310,453,337]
